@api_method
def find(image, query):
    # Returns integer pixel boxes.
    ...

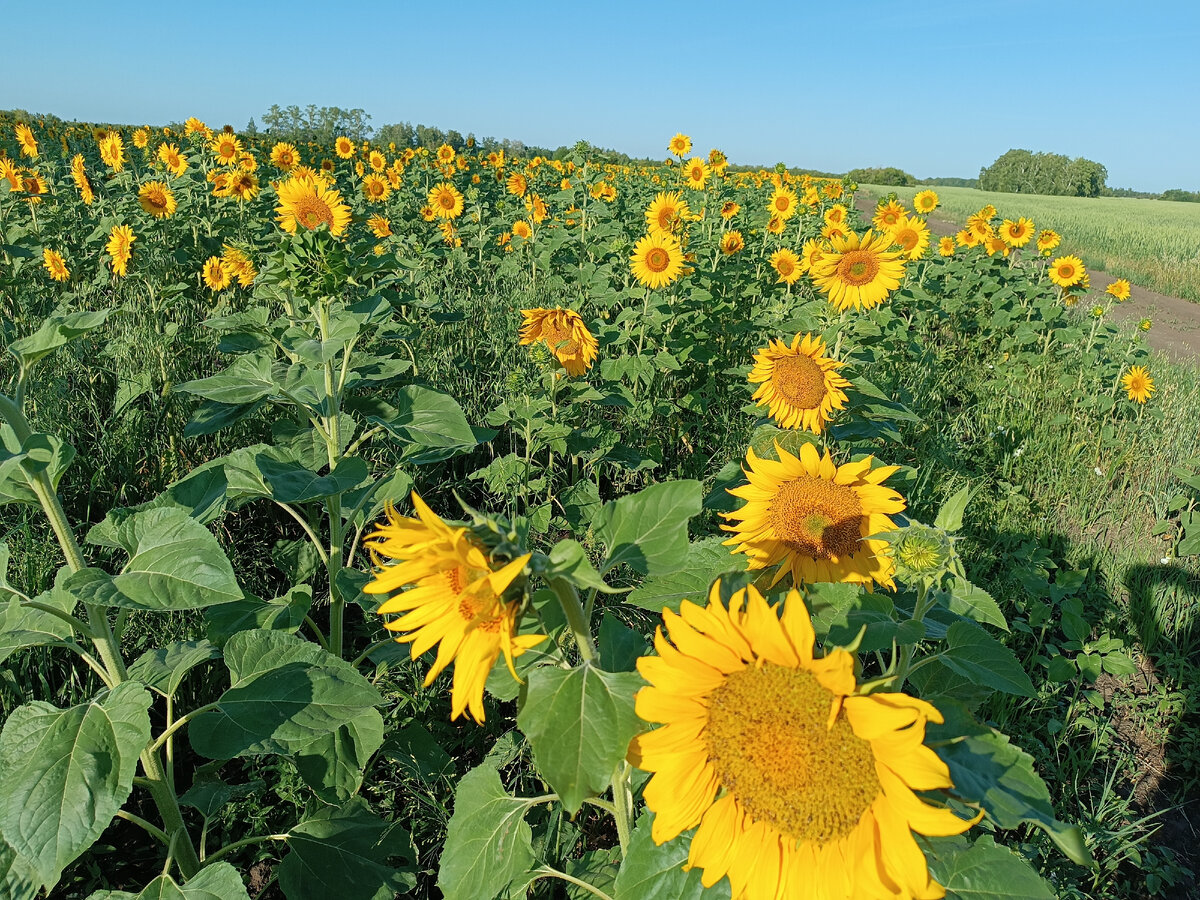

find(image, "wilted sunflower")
[15,122,38,159]
[99,132,125,172]
[938,236,955,257]
[1048,255,1085,288]
[210,133,242,166]
[769,186,799,221]
[362,173,391,203]
[645,191,689,234]
[720,230,745,255]
[270,141,299,171]
[42,248,69,282]
[428,182,464,219]
[888,216,930,260]
[811,230,906,312]
[362,494,541,723]
[106,225,135,278]
[748,333,850,433]
[1036,229,1061,254]
[630,582,980,900]
[275,176,352,236]
[334,136,356,159]
[1122,366,1155,403]
[723,442,904,589]
[1106,279,1131,301]
[1000,217,1034,248]
[519,307,599,376]
[912,189,939,214]
[226,171,260,202]
[138,181,177,218]
[684,158,710,190]
[157,143,188,177]
[202,256,231,291]
[668,133,692,156]
[770,248,803,285]
[872,200,906,231]
[368,214,392,238]
[631,231,685,289]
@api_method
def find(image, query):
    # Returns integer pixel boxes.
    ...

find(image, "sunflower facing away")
[629,581,980,900]
[138,181,177,218]
[106,225,135,278]
[1048,255,1085,289]
[748,333,850,434]
[811,230,906,313]
[362,494,541,722]
[723,442,905,589]
[631,231,685,289]
[1122,366,1155,404]
[428,182,464,219]
[275,176,352,236]
[519,308,599,376]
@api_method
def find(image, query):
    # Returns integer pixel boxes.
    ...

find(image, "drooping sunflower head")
[811,230,906,313]
[1122,365,1155,403]
[1048,255,1085,288]
[723,441,905,589]
[428,182,464,219]
[362,494,540,722]
[1000,217,1034,248]
[748,333,850,434]
[518,307,599,376]
[630,580,980,900]
[274,175,352,236]
[138,181,177,219]
[630,231,685,290]
[913,189,939,214]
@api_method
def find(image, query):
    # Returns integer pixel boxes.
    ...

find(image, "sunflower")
[769,187,799,221]
[512,219,533,240]
[1036,229,1061,254]
[19,172,47,203]
[811,230,906,313]
[1048,255,1085,288]
[0,157,21,192]
[157,143,188,177]
[506,172,528,197]
[526,194,548,224]
[912,189,939,214]
[966,213,993,242]
[220,245,256,287]
[106,225,135,278]
[368,149,387,172]
[519,308,599,376]
[720,231,745,255]
[872,200,906,231]
[132,127,150,149]
[645,191,689,234]
[135,181,175,218]
[69,154,94,204]
[720,200,740,219]
[888,216,930,261]
[630,581,979,900]
[823,204,848,227]
[770,248,803,285]
[210,133,242,166]
[1122,366,1155,404]
[368,214,392,238]
[99,133,125,172]
[956,228,980,248]
[275,176,352,236]
[984,236,1010,258]
[1000,217,1034,248]
[749,333,850,433]
[799,238,824,275]
[184,117,207,136]
[15,122,38,159]
[684,158,710,190]
[270,141,299,171]
[436,143,456,164]
[428,182,464,219]
[668,133,692,156]
[938,236,955,257]
[362,494,540,723]
[766,216,787,235]
[723,442,905,589]
[334,136,356,159]
[1106,279,1131,301]
[362,173,392,203]
[42,248,69,282]
[202,256,231,291]
[630,231,685,290]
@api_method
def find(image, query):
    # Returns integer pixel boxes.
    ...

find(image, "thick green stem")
[610,763,634,856]
[890,581,935,692]
[549,578,596,663]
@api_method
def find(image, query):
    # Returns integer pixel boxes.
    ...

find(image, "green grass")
[862,184,1200,301]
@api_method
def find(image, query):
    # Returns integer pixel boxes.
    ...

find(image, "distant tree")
[921,176,979,188]
[979,149,1107,197]
[260,105,372,144]
[846,167,916,186]
[245,117,258,136]
[1161,188,1200,203]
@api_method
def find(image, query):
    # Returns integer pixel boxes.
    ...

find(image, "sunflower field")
[0,115,1197,900]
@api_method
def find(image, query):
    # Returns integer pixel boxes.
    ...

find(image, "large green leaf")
[127,640,222,698]
[277,800,416,900]
[0,564,79,663]
[175,353,277,405]
[259,456,370,503]
[0,426,76,506]
[177,773,263,819]
[939,622,1034,697]
[204,585,312,647]
[292,710,385,803]
[7,310,109,369]
[626,538,749,612]
[0,838,39,900]
[189,629,382,760]
[597,480,702,575]
[935,581,1008,632]
[613,812,729,900]
[85,861,251,900]
[517,663,645,813]
[87,467,230,548]
[929,837,1054,899]
[370,384,490,465]
[0,682,152,889]
[65,507,241,611]
[437,764,535,900]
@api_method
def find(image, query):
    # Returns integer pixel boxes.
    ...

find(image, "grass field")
[863,184,1200,302]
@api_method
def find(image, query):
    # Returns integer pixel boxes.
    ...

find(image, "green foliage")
[847,166,917,186]
[979,149,1108,197]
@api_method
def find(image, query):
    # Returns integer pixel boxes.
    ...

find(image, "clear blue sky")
[5,0,1198,192]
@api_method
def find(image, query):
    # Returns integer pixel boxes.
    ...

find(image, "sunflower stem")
[549,577,596,663]
[611,763,634,857]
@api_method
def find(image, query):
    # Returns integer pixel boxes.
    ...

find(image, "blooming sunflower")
[669,133,692,156]
[720,200,740,219]
[519,308,599,376]
[157,143,188,177]
[99,133,125,172]
[748,333,850,433]
[428,182,464,219]
[966,213,993,242]
[436,143,456,165]
[226,172,260,203]
[630,582,980,900]
[1106,279,1131,301]
[799,238,824,275]
[684,158,710,190]
[19,173,47,203]
[645,191,689,234]
[723,442,905,589]
[956,228,980,249]
[1048,255,1085,288]
[362,494,540,722]
[334,136,356,159]
[630,231,685,289]
[872,200,906,231]
[888,216,930,261]
[720,230,745,255]
[770,248,803,285]
[270,141,299,171]
[769,187,799,221]
[275,176,352,236]
[221,245,256,287]
[823,204,848,227]
[768,216,788,236]
[512,219,533,240]
[1122,366,1155,403]
[811,230,906,312]
[1036,229,1061,254]
[937,236,955,257]
[106,225,135,278]
[42,248,69,282]
[138,181,177,219]
[506,171,528,197]
[362,173,391,203]
[1000,217,1034,248]
[912,189,939,214]
[69,154,94,204]
[984,236,1009,258]
[202,256,231,291]
[368,149,387,172]
[15,122,38,159]
[210,133,242,166]
[368,214,392,238]
[132,127,150,149]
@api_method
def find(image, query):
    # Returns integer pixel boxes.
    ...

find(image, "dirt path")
[854,193,1200,362]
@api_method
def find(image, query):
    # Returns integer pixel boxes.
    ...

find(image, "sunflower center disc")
[705,663,879,844]
[646,248,670,272]
[767,476,863,559]
[897,229,918,252]
[770,354,827,410]
[839,250,880,286]
[542,321,579,355]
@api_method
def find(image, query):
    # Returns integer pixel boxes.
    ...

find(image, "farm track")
[855,193,1200,362]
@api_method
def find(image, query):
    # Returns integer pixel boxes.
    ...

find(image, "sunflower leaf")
[84,861,251,900]
[438,764,535,900]
[369,384,491,465]
[597,480,702,576]
[927,836,1054,899]
[7,310,109,370]
[939,622,1034,696]
[626,538,750,613]
[613,812,730,900]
